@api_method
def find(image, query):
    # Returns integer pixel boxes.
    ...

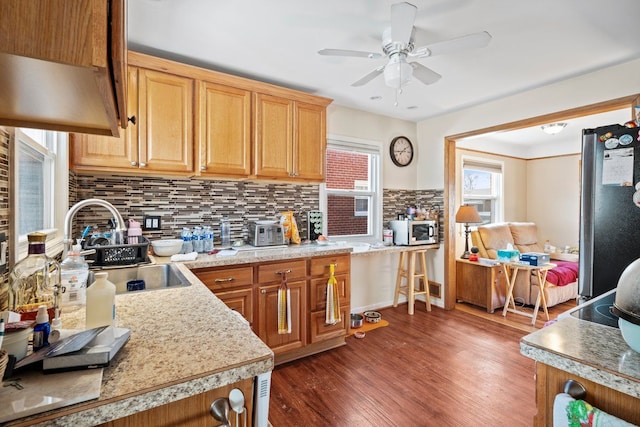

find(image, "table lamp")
[455,204,482,259]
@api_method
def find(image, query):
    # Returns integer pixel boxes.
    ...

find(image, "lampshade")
[455,204,482,224]
[384,54,413,89]
[541,122,567,135]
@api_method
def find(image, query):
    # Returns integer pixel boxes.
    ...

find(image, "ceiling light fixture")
[383,54,413,89]
[541,122,568,135]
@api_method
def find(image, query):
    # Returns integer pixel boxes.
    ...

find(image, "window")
[12,128,68,258]
[320,136,381,241]
[462,157,503,224]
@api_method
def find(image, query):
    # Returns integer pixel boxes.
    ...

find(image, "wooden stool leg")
[408,252,416,315]
[393,251,406,307]
[419,250,431,312]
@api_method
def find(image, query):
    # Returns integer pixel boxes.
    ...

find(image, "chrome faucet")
[63,198,127,257]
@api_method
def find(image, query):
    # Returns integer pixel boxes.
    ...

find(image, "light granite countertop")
[520,315,640,398]
[7,264,274,426]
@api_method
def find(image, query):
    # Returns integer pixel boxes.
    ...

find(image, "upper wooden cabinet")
[0,0,127,136]
[254,95,327,182]
[197,81,252,177]
[71,51,331,181]
[72,66,194,175]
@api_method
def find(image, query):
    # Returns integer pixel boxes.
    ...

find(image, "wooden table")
[502,261,556,325]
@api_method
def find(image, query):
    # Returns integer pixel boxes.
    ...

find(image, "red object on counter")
[468,254,479,261]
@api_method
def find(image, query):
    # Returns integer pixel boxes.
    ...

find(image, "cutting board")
[0,368,103,423]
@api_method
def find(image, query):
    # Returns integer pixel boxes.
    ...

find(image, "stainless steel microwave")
[389,220,438,245]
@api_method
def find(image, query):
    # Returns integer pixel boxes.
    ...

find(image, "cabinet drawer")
[309,306,349,344]
[258,260,306,283]
[309,275,350,311]
[309,255,350,277]
[194,266,254,290]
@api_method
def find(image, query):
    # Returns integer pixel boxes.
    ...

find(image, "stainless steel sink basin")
[88,264,191,294]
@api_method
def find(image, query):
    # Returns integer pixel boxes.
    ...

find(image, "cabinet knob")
[261,289,267,294]
[140,162,147,168]
[201,165,207,171]
[214,277,235,283]
[130,161,137,166]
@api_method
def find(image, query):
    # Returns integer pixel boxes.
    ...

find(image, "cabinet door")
[294,102,326,181]
[138,68,194,173]
[254,93,293,179]
[257,280,306,354]
[71,67,138,171]
[215,287,254,326]
[309,306,349,344]
[198,81,252,177]
[99,377,254,427]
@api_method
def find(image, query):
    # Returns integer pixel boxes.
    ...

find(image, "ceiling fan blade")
[351,66,385,87]
[409,62,441,85]
[390,2,417,45]
[318,48,383,59]
[411,31,492,58]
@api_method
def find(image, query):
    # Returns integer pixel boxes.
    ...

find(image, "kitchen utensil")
[228,388,247,427]
[209,398,231,427]
[350,313,363,328]
[150,239,183,257]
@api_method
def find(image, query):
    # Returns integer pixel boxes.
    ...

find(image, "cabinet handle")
[275,269,292,275]
[214,277,235,283]
[140,162,146,167]
[326,263,338,268]
[130,161,137,166]
[128,115,136,125]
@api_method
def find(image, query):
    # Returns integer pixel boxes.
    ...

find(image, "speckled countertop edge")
[9,264,274,426]
[520,316,640,398]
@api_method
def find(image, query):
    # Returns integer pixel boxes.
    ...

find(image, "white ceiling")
[128,0,640,124]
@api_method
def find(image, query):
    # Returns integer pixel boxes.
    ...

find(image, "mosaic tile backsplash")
[71,172,444,244]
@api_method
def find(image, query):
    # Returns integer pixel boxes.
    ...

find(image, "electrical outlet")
[143,216,161,230]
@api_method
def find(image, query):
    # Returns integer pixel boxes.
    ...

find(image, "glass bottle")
[9,232,61,318]
[220,218,231,248]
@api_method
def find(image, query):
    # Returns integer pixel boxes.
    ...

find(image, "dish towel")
[553,392,637,427]
[325,264,341,325]
[170,252,198,262]
[277,271,291,335]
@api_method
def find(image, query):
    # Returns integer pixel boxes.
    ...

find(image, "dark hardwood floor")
[268,300,576,426]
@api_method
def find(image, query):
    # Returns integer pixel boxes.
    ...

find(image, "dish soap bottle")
[8,232,60,319]
[86,272,116,330]
[60,241,89,317]
[33,305,51,351]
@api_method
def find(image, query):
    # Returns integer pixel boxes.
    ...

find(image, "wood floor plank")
[268,302,569,426]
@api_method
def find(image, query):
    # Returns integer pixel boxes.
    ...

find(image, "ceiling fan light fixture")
[541,122,567,135]
[384,55,413,89]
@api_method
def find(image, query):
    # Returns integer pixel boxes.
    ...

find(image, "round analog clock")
[389,136,414,167]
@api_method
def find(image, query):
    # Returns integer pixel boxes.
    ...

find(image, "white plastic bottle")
[60,243,89,315]
[86,272,116,330]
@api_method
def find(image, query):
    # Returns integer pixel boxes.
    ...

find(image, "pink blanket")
[545,261,579,286]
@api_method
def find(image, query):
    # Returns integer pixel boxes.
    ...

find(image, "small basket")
[85,236,150,267]
[0,350,8,380]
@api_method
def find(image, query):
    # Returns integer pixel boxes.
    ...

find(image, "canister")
[383,229,393,245]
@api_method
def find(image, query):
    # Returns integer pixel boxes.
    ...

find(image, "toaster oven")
[389,220,438,245]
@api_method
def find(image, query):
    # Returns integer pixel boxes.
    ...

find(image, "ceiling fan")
[318,2,492,90]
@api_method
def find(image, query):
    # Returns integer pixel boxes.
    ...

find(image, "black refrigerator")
[579,123,640,300]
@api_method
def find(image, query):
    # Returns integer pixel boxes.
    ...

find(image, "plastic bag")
[280,211,301,244]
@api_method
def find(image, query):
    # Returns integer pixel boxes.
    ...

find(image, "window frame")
[11,128,69,261]
[461,156,504,225]
[320,135,382,243]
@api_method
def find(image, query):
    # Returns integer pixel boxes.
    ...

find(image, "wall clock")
[389,136,414,167]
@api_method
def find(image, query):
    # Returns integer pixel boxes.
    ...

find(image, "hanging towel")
[325,264,341,325]
[553,393,637,427]
[277,271,291,334]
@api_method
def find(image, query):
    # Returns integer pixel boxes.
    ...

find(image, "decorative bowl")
[151,239,183,257]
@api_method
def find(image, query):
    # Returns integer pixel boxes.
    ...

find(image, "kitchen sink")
[88,264,191,294]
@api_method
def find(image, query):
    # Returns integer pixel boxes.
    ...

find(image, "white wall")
[527,155,581,249]
[417,58,640,294]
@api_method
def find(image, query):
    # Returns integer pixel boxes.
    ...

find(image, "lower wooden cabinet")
[456,259,506,313]
[193,253,351,364]
[98,377,254,427]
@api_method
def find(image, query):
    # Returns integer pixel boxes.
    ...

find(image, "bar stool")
[393,249,432,315]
